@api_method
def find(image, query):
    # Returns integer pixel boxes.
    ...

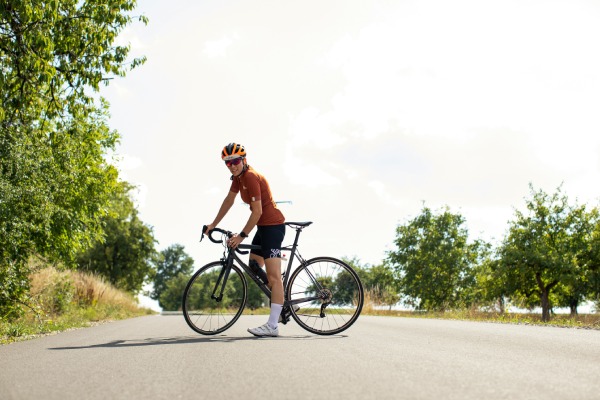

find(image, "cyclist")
[204,142,286,337]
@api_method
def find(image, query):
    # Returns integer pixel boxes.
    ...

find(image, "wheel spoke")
[182,262,247,335]
[288,257,363,335]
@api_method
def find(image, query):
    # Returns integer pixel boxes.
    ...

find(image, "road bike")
[182,221,364,336]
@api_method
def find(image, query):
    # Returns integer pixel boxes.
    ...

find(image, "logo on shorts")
[270,249,281,259]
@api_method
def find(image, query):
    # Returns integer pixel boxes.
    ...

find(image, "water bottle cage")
[249,259,268,284]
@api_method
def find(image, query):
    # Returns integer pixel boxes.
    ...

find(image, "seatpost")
[291,226,303,248]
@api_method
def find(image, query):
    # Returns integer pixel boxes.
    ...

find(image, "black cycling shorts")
[250,224,286,259]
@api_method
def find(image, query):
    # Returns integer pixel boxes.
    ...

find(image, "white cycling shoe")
[248,323,279,337]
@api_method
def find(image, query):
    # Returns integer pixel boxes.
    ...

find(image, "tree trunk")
[569,298,578,316]
[535,273,558,323]
[540,289,551,322]
[497,297,505,314]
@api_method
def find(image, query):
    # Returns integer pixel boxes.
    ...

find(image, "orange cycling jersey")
[230,165,285,226]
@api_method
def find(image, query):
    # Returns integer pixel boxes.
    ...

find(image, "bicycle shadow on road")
[48,334,347,350]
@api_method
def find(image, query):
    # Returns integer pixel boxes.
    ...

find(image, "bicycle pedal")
[278,308,292,324]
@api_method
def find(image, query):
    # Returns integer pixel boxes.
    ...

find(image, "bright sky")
[102,0,600,309]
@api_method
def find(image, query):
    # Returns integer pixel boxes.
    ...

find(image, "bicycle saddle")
[285,221,313,228]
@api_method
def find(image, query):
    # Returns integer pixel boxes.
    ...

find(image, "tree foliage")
[469,250,509,312]
[343,257,400,309]
[589,219,600,305]
[0,1,146,318]
[387,206,482,311]
[151,244,194,309]
[158,273,190,312]
[497,185,599,321]
[365,263,401,309]
[242,272,269,310]
[76,182,156,293]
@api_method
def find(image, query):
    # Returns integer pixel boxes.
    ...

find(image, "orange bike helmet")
[221,143,246,160]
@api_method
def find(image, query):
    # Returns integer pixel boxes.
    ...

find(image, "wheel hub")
[320,288,333,303]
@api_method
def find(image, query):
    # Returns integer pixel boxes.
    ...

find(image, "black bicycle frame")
[209,225,325,308]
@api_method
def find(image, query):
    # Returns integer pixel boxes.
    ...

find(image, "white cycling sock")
[268,303,283,328]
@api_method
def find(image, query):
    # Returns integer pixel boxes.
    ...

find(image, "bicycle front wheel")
[182,261,247,335]
[287,257,363,335]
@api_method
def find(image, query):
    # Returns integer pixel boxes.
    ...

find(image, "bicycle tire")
[182,261,247,335]
[287,256,363,335]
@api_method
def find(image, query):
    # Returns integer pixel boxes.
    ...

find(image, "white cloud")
[312,0,600,145]
[114,26,147,51]
[368,180,401,207]
[203,32,239,58]
[283,151,341,188]
[130,183,148,209]
[287,107,347,149]
[288,0,600,206]
[115,154,143,171]
[110,154,148,209]
[109,81,132,98]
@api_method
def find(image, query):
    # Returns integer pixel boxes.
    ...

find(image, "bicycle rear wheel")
[182,261,247,335]
[287,257,363,335]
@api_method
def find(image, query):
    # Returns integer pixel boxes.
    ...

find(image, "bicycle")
[182,221,364,336]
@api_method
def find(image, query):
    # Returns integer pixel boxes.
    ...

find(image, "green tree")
[497,185,596,321]
[589,216,600,307]
[343,257,399,309]
[159,273,190,312]
[471,252,509,313]
[0,1,146,317]
[77,182,156,293]
[151,244,194,308]
[557,206,600,315]
[240,272,269,310]
[387,205,481,311]
[365,263,401,310]
[338,257,369,305]
[184,269,244,312]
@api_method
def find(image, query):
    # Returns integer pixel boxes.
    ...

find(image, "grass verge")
[362,291,600,330]
[360,308,600,329]
[1,266,154,345]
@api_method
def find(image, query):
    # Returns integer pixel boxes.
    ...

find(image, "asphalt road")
[1,314,599,400]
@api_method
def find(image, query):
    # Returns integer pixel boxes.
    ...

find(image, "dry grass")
[1,265,153,344]
[33,267,141,312]
[360,288,402,316]
[430,309,600,329]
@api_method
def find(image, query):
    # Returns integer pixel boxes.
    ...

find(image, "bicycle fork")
[211,261,232,302]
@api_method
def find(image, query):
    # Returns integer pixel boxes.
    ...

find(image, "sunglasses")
[224,157,244,167]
